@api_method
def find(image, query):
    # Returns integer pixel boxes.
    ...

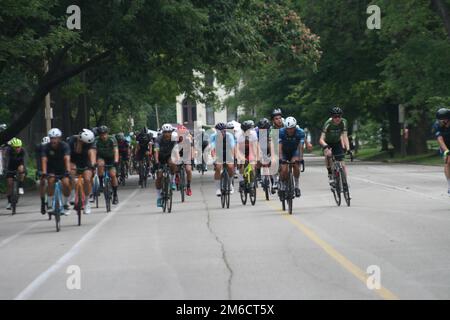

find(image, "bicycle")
[47,174,64,232]
[329,151,353,207]
[73,170,85,226]
[6,170,20,215]
[102,165,114,213]
[176,162,187,203]
[91,171,100,208]
[138,158,149,188]
[240,161,257,206]
[220,165,231,209]
[160,163,173,213]
[118,159,128,186]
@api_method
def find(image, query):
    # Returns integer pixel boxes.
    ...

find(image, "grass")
[309,142,443,166]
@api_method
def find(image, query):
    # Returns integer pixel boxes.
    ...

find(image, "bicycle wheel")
[54,184,61,231]
[77,187,83,226]
[332,170,342,206]
[287,176,294,215]
[179,167,185,203]
[139,163,144,188]
[162,174,168,213]
[221,170,228,209]
[341,169,351,207]
[263,177,270,201]
[250,175,257,206]
[240,173,248,205]
[168,184,173,213]
[104,180,111,213]
[11,179,18,215]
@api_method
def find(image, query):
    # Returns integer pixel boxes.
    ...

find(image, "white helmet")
[41,136,50,144]
[226,121,235,129]
[79,128,95,143]
[161,123,173,132]
[48,128,62,138]
[285,116,297,128]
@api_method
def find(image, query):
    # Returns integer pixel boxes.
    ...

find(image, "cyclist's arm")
[88,148,97,167]
[154,147,160,163]
[41,156,48,175]
[64,155,71,172]
[437,136,449,154]
[341,131,350,151]
[114,147,119,163]
[319,132,327,148]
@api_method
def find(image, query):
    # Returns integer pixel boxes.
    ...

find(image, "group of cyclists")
[0,105,361,218]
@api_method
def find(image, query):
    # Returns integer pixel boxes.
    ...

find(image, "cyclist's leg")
[61,175,71,208]
[108,160,119,204]
[185,163,193,195]
[47,176,56,210]
[97,158,105,187]
[17,164,25,193]
[291,151,301,196]
[214,162,223,195]
[82,168,93,198]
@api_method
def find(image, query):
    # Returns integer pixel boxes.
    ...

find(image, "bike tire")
[77,187,83,226]
[333,171,342,206]
[162,175,168,213]
[105,180,111,213]
[250,179,257,206]
[180,168,185,203]
[341,169,351,207]
[168,185,173,213]
[11,180,18,215]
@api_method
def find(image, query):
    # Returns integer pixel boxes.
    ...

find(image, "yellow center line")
[258,194,399,300]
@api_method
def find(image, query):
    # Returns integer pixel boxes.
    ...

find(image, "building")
[176,75,244,129]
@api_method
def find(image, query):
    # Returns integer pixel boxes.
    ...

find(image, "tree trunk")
[387,104,401,153]
[406,108,429,155]
[431,0,450,40]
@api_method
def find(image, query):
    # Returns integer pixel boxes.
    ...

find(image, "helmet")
[98,125,109,134]
[247,120,255,127]
[226,121,235,129]
[41,136,50,144]
[215,122,226,131]
[241,121,253,132]
[0,124,6,132]
[140,127,148,135]
[257,118,271,129]
[285,116,297,128]
[116,133,125,140]
[161,124,173,132]
[271,108,283,119]
[79,129,95,143]
[330,106,343,116]
[48,128,62,138]
[91,127,99,137]
[436,108,450,120]
[9,137,22,147]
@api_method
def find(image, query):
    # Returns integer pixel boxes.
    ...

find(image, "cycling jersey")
[279,127,305,161]
[35,143,46,172]
[236,129,258,161]
[5,146,26,175]
[41,141,71,175]
[154,132,178,163]
[432,121,450,148]
[95,136,118,161]
[68,135,96,169]
[136,133,153,151]
[210,131,235,163]
[322,118,348,144]
[117,140,130,160]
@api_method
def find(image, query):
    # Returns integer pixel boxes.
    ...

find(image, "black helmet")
[257,118,271,129]
[91,127,99,137]
[241,121,253,132]
[140,127,148,135]
[271,108,283,119]
[330,106,343,116]
[436,108,450,120]
[215,122,226,131]
[98,125,109,134]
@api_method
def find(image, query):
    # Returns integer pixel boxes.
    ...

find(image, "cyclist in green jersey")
[95,126,120,204]
[319,107,350,185]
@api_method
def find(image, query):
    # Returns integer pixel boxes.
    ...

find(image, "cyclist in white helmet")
[68,128,97,214]
[41,128,72,215]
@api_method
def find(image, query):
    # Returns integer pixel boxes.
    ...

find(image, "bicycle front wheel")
[341,169,351,207]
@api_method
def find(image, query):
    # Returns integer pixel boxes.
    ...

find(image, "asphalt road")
[0,156,449,300]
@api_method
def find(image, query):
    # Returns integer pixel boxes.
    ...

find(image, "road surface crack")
[200,178,233,300]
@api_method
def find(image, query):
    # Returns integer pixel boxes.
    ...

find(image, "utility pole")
[155,105,160,129]
[399,104,406,157]
[44,60,52,132]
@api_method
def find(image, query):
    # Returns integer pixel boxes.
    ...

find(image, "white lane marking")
[352,176,449,203]
[14,189,139,300]
[0,221,43,249]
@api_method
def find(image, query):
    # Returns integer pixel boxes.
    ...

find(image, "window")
[182,99,197,125]
[206,104,214,125]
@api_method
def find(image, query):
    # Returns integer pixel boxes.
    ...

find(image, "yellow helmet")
[9,137,22,148]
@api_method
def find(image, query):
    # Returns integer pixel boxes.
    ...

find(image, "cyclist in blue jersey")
[278,117,305,199]
[211,123,236,196]
[432,107,450,194]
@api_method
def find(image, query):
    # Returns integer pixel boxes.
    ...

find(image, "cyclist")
[211,122,236,196]
[68,129,96,214]
[432,107,450,194]
[270,108,284,192]
[4,138,26,210]
[36,136,50,213]
[41,129,72,214]
[154,124,179,207]
[95,125,119,205]
[319,106,350,186]
[236,120,259,192]
[256,118,273,185]
[279,117,305,198]
[0,124,7,175]
[116,132,131,179]
[176,125,193,196]
[135,127,153,185]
